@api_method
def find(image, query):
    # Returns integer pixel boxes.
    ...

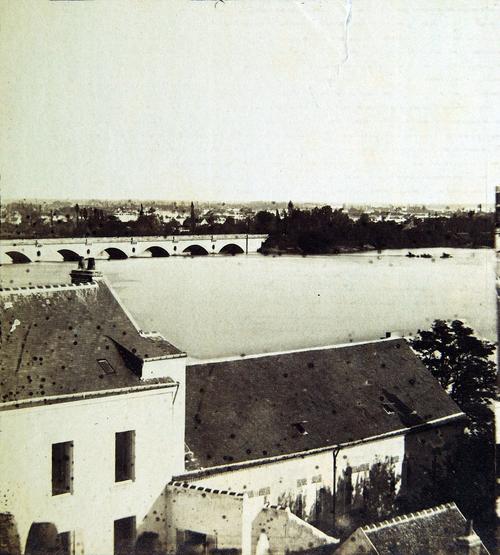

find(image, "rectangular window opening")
[52,441,73,495]
[382,402,395,415]
[293,422,308,435]
[115,430,135,482]
[114,516,136,555]
[98,359,116,375]
[57,531,74,555]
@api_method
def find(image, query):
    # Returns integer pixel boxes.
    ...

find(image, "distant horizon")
[2,196,493,211]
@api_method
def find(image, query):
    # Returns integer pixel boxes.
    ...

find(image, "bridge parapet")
[0,234,268,247]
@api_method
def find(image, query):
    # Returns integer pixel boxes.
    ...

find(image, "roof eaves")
[0,380,179,412]
[143,353,187,361]
[361,527,380,554]
[177,411,466,480]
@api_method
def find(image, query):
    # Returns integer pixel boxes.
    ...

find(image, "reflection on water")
[1,248,495,360]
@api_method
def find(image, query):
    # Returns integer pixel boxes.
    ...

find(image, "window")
[114,516,136,555]
[115,431,135,482]
[382,402,395,415]
[292,422,308,435]
[52,441,73,495]
[57,531,74,555]
[98,359,115,375]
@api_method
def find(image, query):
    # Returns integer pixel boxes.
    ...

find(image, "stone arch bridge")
[0,234,268,264]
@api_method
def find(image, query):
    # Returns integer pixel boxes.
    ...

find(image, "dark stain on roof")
[0,282,183,404]
[186,340,462,468]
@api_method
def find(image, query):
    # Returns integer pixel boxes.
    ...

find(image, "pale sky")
[1,0,498,205]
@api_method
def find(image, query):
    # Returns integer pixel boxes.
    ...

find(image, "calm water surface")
[1,248,495,360]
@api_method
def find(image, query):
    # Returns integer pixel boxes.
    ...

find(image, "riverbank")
[259,242,492,256]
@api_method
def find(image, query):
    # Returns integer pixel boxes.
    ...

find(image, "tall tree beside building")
[411,319,495,437]
[410,320,496,549]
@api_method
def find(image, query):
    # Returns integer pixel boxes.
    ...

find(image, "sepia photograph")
[0,1,498,554]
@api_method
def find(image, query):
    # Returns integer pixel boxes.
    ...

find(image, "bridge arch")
[98,247,128,260]
[57,249,81,262]
[183,244,209,256]
[5,251,31,264]
[219,243,245,255]
[142,246,170,257]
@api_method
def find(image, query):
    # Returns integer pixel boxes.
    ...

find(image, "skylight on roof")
[97,359,115,375]
[293,422,308,435]
[382,402,395,415]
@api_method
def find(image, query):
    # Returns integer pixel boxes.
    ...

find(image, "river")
[0,248,495,360]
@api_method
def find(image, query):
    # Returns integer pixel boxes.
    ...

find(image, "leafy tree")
[410,319,495,437]
[252,210,275,234]
[410,320,496,550]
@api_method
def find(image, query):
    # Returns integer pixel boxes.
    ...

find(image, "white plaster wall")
[336,435,405,490]
[190,451,334,519]
[165,486,246,553]
[142,356,186,382]
[0,387,185,555]
[251,507,335,555]
[185,435,405,524]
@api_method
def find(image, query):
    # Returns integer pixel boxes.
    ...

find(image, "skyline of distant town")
[2,197,494,211]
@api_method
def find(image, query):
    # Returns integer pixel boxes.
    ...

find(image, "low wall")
[179,436,405,537]
[252,506,337,555]
[165,483,247,554]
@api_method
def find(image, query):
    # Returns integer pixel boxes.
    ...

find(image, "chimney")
[455,520,483,555]
[70,257,103,284]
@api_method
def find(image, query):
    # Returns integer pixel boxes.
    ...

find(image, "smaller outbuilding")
[335,502,490,555]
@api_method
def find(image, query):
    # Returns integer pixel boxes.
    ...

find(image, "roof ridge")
[363,503,458,533]
[187,336,406,366]
[0,282,98,294]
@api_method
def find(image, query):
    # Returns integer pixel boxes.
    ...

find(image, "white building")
[0,266,187,555]
[114,211,139,223]
[0,264,467,555]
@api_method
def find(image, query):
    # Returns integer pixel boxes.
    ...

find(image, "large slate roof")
[186,339,463,468]
[360,503,489,554]
[0,280,184,405]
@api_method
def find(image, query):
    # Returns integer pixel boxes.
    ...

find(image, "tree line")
[259,202,494,253]
[1,201,494,252]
